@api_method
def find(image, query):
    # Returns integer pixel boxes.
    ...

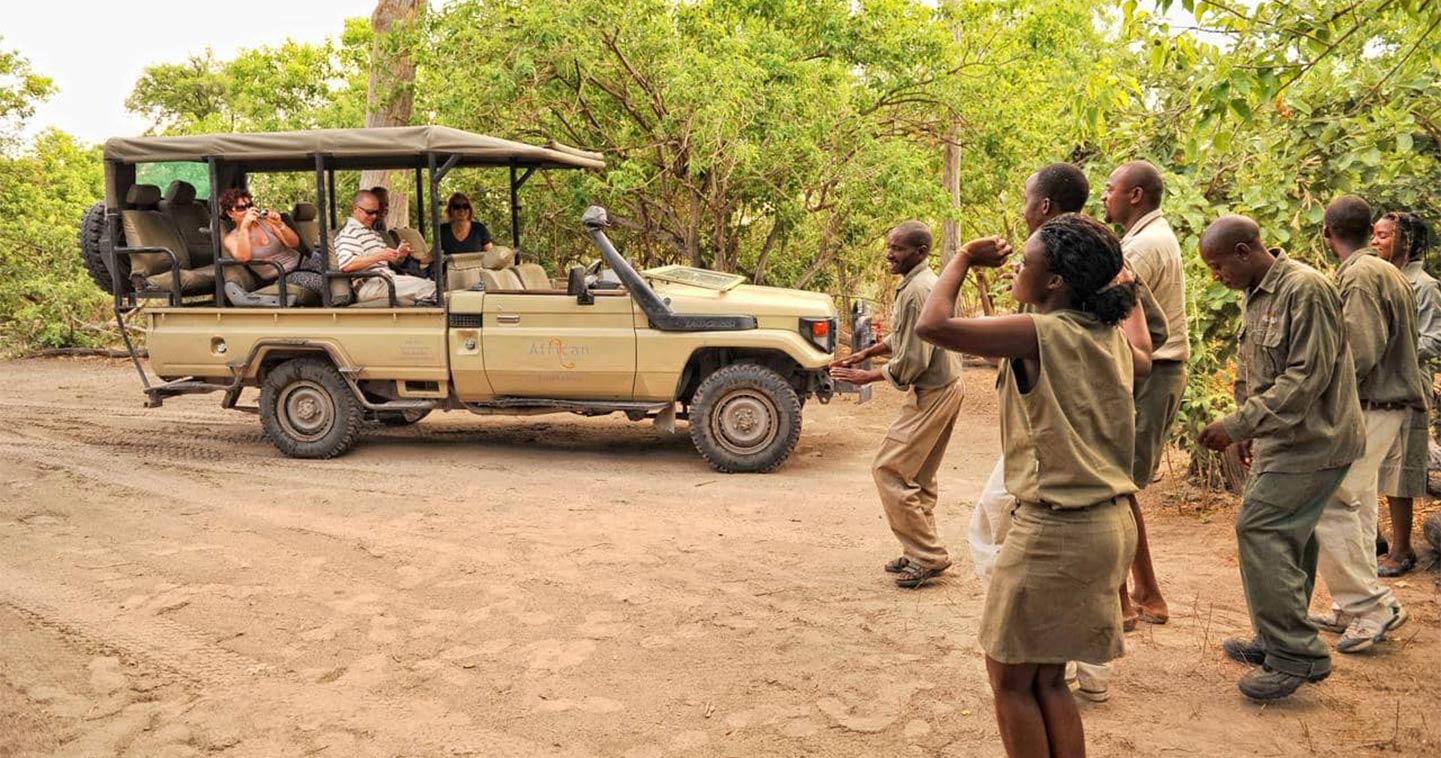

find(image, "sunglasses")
[450,204,471,211]
[231,202,254,212]
[357,206,382,216]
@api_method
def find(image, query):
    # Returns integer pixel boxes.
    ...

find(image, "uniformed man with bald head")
[1196,215,1364,701]
[831,221,965,589]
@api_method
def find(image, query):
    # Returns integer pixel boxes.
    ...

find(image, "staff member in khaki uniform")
[1197,215,1364,701]
[831,221,963,589]
[1372,211,1437,576]
[916,213,1144,758]
[1303,196,1414,650]
[1102,160,1188,625]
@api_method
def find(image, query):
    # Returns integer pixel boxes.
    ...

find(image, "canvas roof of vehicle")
[103,126,605,172]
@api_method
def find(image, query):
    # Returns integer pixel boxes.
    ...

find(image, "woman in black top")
[440,192,494,254]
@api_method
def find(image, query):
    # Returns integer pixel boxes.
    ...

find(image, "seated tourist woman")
[440,192,494,255]
[219,188,325,304]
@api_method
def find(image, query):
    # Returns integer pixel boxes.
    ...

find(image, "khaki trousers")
[873,381,963,570]
[1132,360,1187,487]
[1238,467,1346,679]
[1317,409,1402,623]
[357,273,437,305]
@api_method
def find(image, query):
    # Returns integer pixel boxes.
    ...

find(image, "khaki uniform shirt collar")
[1252,249,1289,295]
[1336,246,1380,277]
[1121,209,1165,243]
[896,262,928,293]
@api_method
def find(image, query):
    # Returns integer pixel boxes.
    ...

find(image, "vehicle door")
[481,291,637,399]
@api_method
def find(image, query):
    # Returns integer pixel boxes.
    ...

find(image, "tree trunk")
[940,125,961,267]
[360,0,426,231]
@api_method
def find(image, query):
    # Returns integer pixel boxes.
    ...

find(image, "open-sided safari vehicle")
[82,126,841,473]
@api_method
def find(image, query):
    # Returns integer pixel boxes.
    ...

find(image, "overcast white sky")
[7,0,375,144]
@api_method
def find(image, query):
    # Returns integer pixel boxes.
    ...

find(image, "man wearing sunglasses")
[335,189,438,306]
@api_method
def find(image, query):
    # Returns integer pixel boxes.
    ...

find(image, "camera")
[258,209,270,218]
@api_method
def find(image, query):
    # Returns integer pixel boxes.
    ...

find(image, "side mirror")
[568,266,594,305]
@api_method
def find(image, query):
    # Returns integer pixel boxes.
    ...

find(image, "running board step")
[144,379,226,408]
[467,398,671,414]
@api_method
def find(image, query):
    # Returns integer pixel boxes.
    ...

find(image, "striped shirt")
[335,218,392,278]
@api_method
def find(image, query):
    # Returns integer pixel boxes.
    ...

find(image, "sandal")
[884,556,912,574]
[1378,553,1416,577]
[894,562,945,589]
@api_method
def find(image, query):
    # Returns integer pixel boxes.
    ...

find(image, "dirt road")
[1,358,1436,757]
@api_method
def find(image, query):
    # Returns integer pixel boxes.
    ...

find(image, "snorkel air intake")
[582,206,756,332]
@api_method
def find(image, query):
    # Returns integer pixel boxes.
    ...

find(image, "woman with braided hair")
[915,213,1148,757]
[1372,211,1438,576]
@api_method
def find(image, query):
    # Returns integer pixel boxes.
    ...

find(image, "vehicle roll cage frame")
[106,150,546,314]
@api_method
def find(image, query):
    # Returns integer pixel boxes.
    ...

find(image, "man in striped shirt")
[335,190,437,305]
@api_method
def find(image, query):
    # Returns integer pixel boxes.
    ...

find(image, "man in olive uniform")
[1198,215,1364,701]
[831,221,963,589]
[1304,196,1414,650]
[1102,160,1187,624]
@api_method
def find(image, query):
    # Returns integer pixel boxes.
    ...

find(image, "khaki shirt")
[1221,253,1364,473]
[1402,261,1441,361]
[881,264,959,391]
[1122,210,1189,362]
[1335,248,1427,408]
[999,310,1137,507]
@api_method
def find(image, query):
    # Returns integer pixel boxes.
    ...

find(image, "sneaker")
[225,281,282,307]
[1074,663,1110,703]
[1223,637,1266,665]
[1308,608,1350,634]
[1238,668,1312,701]
[1335,606,1406,654]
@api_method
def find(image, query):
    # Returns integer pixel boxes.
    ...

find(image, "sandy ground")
[0,357,1437,758]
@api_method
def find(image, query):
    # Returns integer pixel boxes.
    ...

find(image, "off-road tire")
[688,363,802,474]
[259,357,364,459]
[79,201,119,295]
[377,408,431,426]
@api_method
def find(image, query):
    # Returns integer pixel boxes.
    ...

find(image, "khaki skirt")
[979,498,1137,665]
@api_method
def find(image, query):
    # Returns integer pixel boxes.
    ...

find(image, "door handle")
[496,314,521,325]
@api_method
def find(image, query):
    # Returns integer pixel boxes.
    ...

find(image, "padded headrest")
[165,180,197,205]
[292,203,319,222]
[482,246,515,270]
[126,184,162,207]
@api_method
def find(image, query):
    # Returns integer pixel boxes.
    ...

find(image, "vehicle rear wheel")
[689,363,801,473]
[259,357,364,458]
[78,201,119,295]
[377,408,431,426]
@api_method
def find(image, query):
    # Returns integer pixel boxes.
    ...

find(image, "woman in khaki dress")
[916,213,1148,757]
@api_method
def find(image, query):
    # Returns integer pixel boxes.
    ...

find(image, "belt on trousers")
[1025,495,1126,511]
[1361,401,1412,411]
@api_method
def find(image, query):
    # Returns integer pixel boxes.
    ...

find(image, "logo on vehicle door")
[529,338,590,369]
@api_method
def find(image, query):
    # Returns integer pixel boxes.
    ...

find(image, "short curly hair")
[1381,211,1432,264]
[218,187,252,212]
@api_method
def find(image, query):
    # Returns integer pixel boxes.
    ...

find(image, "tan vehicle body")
[147,280,834,404]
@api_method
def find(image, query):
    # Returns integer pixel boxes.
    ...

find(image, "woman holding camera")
[219,188,325,303]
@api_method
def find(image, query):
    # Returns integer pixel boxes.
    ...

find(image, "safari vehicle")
[83,126,841,473]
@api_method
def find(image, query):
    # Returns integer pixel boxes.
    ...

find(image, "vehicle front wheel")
[259,357,364,459]
[689,363,802,473]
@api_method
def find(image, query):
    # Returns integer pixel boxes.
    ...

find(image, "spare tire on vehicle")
[78,200,120,295]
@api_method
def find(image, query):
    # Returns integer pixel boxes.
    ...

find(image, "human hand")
[1197,421,1236,452]
[397,242,412,259]
[241,208,260,227]
[830,367,878,385]
[1238,438,1253,470]
[830,351,865,369]
[961,236,1012,268]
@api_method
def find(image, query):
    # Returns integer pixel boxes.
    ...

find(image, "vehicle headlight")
[799,316,837,354]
